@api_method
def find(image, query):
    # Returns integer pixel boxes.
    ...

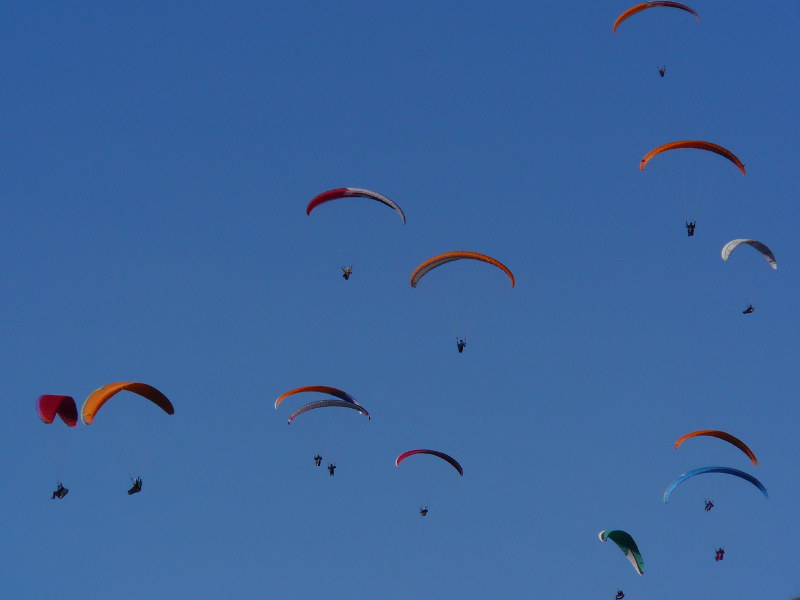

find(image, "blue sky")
[3,2,799,598]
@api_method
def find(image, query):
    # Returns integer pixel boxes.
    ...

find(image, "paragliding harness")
[456,338,466,353]
[658,66,666,78]
[685,221,696,236]
[128,476,142,495]
[704,499,714,512]
[51,482,68,500]
[743,305,755,314]
[616,591,625,600]
[715,548,725,561]
[328,463,336,476]
[419,506,429,517]
[341,266,353,280]
[314,455,323,467]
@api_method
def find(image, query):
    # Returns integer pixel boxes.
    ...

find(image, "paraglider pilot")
[128,476,142,495]
[456,338,466,353]
[51,482,68,500]
[685,221,696,236]
[743,305,755,314]
[658,66,666,77]
[341,266,352,280]
[314,454,323,467]
[419,506,429,517]
[616,591,625,600]
[704,499,714,512]
[715,548,725,561]
[328,463,336,476]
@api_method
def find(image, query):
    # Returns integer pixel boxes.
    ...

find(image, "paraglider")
[419,506,429,517]
[307,189,405,279]
[640,141,746,175]
[721,239,777,270]
[663,466,768,503]
[685,221,696,236]
[658,66,666,77]
[282,388,368,474]
[410,251,515,288]
[674,430,758,466]
[80,384,171,493]
[128,476,142,495]
[704,499,714,512]
[306,188,406,225]
[40,395,78,500]
[327,463,336,476]
[411,252,514,351]
[616,591,625,600]
[51,482,68,500]
[612,2,700,34]
[721,240,774,313]
[287,399,370,424]
[37,395,78,427]
[81,382,174,425]
[395,449,463,476]
[598,530,645,575]
[715,548,725,561]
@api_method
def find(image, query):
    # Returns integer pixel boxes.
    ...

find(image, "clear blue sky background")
[3,2,799,598]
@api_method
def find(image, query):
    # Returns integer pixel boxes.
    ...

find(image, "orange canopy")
[674,429,757,466]
[81,382,174,425]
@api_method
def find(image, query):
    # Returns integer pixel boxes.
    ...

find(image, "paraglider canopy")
[395,449,463,476]
[721,239,777,270]
[81,382,174,425]
[674,430,758,466]
[37,395,78,427]
[306,188,406,225]
[275,386,358,410]
[612,2,700,34]
[663,466,768,503]
[640,141,746,175]
[287,399,371,424]
[410,251,515,288]
[598,530,645,575]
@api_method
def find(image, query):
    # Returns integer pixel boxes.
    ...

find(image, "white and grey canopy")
[721,239,777,270]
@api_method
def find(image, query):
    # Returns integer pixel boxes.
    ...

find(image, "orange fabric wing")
[674,429,757,466]
[82,382,174,425]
